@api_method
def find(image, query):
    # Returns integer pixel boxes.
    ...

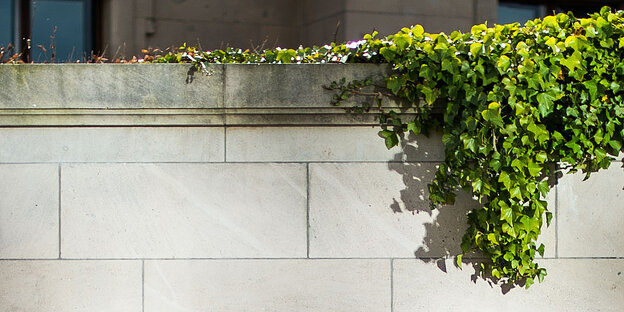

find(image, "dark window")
[1,0,15,47]
[2,0,97,62]
[498,2,544,25]
[31,0,92,62]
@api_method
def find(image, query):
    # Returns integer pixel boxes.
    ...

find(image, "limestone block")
[0,64,223,109]
[0,260,141,311]
[0,165,58,259]
[61,163,307,258]
[144,259,390,311]
[226,126,444,162]
[309,163,478,258]
[309,163,556,258]
[557,163,624,257]
[393,259,624,311]
[0,127,224,162]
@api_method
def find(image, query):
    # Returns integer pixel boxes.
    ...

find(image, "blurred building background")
[1,0,623,62]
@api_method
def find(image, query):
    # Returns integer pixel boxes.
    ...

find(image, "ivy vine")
[158,7,624,288]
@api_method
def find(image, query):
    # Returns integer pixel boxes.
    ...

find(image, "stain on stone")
[171,0,185,3]
[618,271,622,276]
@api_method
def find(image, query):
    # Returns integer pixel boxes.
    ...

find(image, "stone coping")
[0,63,419,126]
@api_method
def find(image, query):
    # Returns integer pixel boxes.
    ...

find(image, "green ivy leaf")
[536,92,556,117]
[560,51,582,73]
[380,130,399,149]
[527,160,542,177]
[498,171,512,189]
[500,202,514,225]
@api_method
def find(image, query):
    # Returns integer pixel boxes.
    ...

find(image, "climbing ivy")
[158,7,624,287]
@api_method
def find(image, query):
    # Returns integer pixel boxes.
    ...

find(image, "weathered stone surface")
[0,260,141,311]
[0,64,223,109]
[144,259,390,311]
[226,127,444,162]
[0,165,58,259]
[224,63,394,108]
[309,163,557,258]
[309,163,478,258]
[0,127,224,162]
[557,164,624,257]
[61,163,307,258]
[393,259,624,312]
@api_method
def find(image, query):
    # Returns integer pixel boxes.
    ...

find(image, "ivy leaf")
[538,268,548,283]
[407,121,422,135]
[463,137,477,153]
[537,244,545,257]
[498,171,512,189]
[527,160,542,177]
[609,140,622,151]
[380,130,399,149]
[456,254,463,269]
[411,25,424,37]
[545,211,553,227]
[535,151,548,163]
[472,178,483,193]
[380,47,396,62]
[560,51,582,73]
[394,33,412,51]
[583,80,598,101]
[537,92,556,117]
[497,55,511,72]
[470,42,482,58]
[537,181,550,197]
[386,75,405,94]
[500,202,514,225]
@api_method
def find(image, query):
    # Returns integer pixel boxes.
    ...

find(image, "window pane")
[0,0,14,47]
[498,3,542,25]
[31,0,91,62]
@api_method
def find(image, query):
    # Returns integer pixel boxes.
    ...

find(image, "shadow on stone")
[387,131,524,294]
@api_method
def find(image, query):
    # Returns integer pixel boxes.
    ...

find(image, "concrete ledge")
[0,63,410,126]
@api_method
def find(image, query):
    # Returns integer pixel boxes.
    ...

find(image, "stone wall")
[0,64,622,311]
[101,0,497,56]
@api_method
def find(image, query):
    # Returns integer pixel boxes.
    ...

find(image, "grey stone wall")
[0,64,622,311]
[102,0,497,56]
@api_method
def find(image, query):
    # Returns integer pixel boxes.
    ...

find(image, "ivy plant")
[158,7,624,287]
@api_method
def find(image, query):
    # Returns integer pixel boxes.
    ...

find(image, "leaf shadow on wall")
[388,132,521,294]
